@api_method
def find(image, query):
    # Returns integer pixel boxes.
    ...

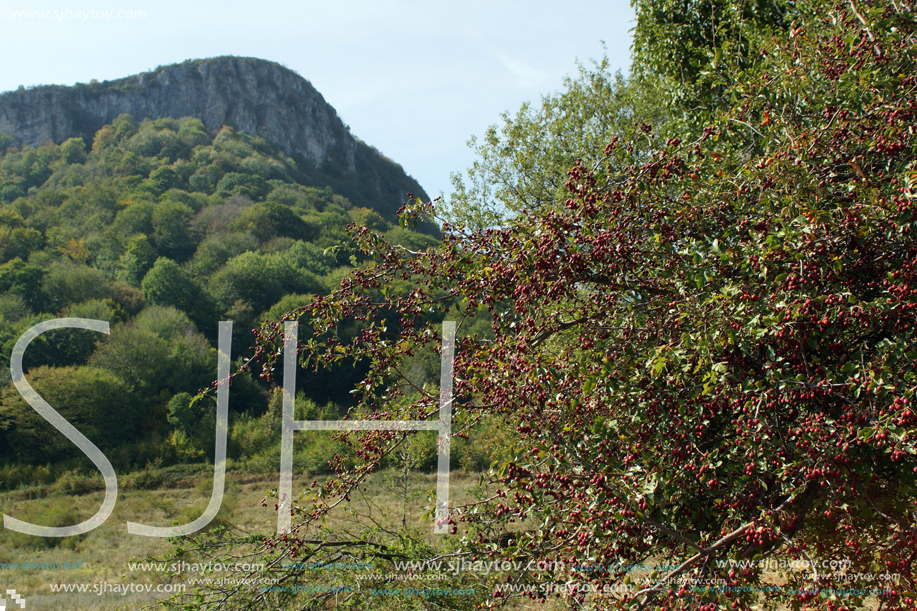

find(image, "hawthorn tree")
[170,0,917,609]
[630,0,797,112]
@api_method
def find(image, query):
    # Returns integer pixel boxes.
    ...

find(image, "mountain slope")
[0,56,428,224]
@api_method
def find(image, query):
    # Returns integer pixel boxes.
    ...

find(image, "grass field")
[0,466,522,610]
[0,466,883,611]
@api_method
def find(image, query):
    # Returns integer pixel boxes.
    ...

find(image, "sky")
[0,0,636,200]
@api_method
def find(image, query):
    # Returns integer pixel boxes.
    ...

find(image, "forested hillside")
[0,112,437,482]
[0,56,434,229]
[5,0,917,608]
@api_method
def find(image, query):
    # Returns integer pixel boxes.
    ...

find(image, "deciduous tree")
[185,1,917,609]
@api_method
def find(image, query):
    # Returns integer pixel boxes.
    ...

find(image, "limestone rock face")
[0,57,434,227]
[0,56,356,171]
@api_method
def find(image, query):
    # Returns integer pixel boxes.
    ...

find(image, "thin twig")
[849,0,883,56]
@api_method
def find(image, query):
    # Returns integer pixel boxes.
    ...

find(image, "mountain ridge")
[0,56,428,222]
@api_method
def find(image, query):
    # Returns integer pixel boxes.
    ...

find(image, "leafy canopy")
[210,1,917,609]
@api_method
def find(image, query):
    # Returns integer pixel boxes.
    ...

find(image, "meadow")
[0,465,554,610]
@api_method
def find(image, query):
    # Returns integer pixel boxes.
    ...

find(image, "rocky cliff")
[0,56,428,222]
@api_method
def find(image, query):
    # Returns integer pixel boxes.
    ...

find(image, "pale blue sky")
[0,0,635,200]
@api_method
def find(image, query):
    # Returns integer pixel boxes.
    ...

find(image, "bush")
[2,498,85,549]
[238,4,917,609]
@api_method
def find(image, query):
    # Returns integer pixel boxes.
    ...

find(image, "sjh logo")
[5,319,457,537]
[0,589,25,610]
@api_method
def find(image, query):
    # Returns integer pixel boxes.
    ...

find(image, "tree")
[141,257,201,316]
[228,200,310,242]
[0,227,43,263]
[447,54,666,227]
[14,299,122,371]
[88,323,174,395]
[0,365,132,463]
[39,262,111,313]
[216,172,269,200]
[206,249,325,315]
[134,304,197,342]
[113,199,155,236]
[60,137,88,165]
[148,165,182,195]
[117,234,157,285]
[0,258,46,310]
[630,0,796,114]
[151,200,194,261]
[167,392,207,442]
[175,1,917,609]
[347,206,388,232]
[0,83,439,475]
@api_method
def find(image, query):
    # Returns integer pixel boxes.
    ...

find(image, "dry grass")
[3,467,871,610]
[0,467,502,610]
